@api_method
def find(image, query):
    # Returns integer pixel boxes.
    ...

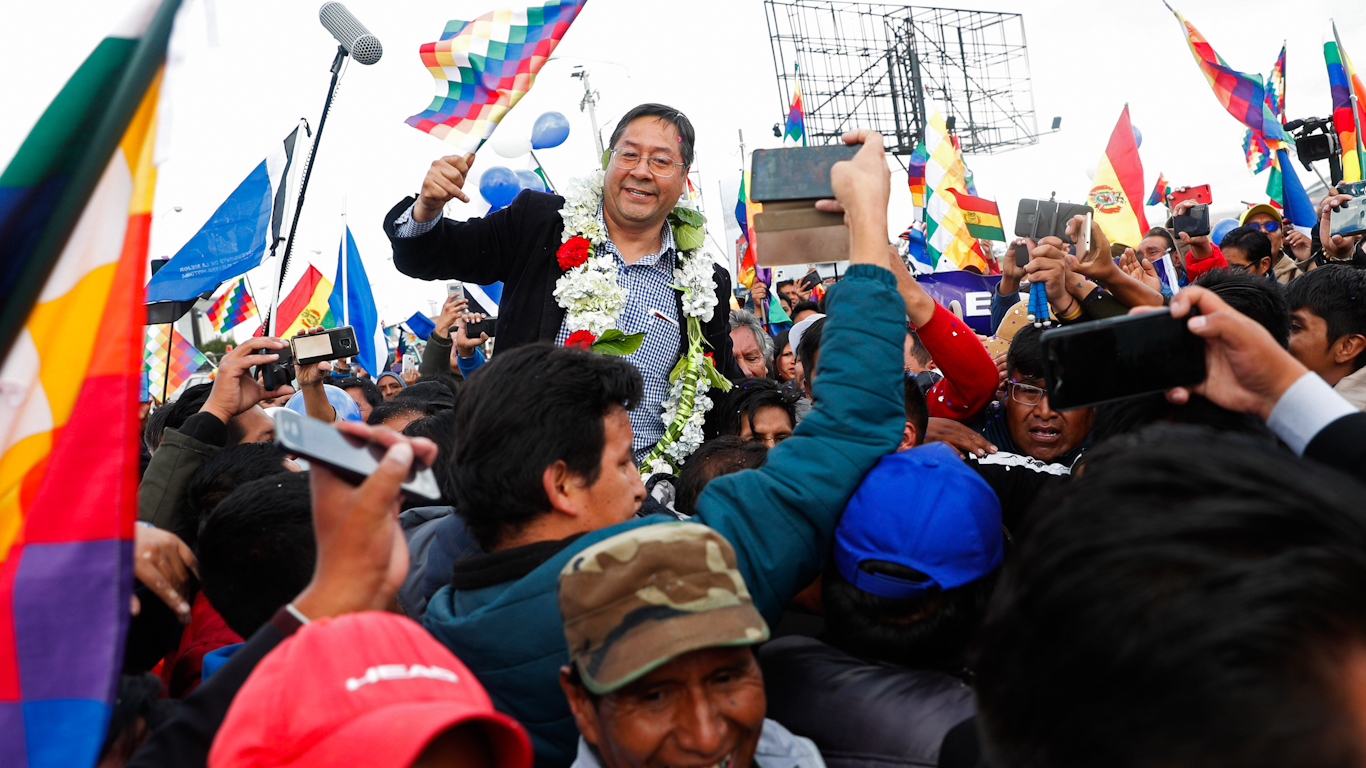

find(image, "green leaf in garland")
[670,206,706,229]
[703,356,733,392]
[591,330,645,356]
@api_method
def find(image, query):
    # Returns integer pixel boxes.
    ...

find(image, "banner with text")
[914,272,1002,336]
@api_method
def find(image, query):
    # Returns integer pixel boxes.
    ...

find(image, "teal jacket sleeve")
[694,264,906,623]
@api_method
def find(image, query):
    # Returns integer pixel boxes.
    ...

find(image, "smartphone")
[273,409,441,502]
[735,285,751,305]
[1015,199,1094,243]
[1170,185,1212,206]
[290,326,360,366]
[749,145,861,202]
[1041,308,1207,411]
[465,317,497,338]
[447,282,465,300]
[799,269,822,292]
[1013,241,1030,268]
[1329,195,1366,239]
[1080,211,1092,257]
[1172,204,1211,238]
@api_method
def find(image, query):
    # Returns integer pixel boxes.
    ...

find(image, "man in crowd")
[417,129,906,766]
[377,370,407,400]
[729,309,772,378]
[1218,226,1276,278]
[557,524,825,768]
[1288,265,1366,409]
[1241,202,1314,283]
[759,444,1000,768]
[386,104,741,462]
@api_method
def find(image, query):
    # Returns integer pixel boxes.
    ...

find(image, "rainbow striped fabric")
[1146,173,1172,207]
[143,325,209,403]
[1326,23,1366,183]
[405,0,587,152]
[907,141,929,209]
[205,278,257,333]
[0,2,180,765]
[1167,4,1290,144]
[784,64,806,146]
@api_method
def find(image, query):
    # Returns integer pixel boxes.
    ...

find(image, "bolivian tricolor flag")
[275,265,336,339]
[0,1,181,765]
[1088,106,1151,248]
[947,189,1004,241]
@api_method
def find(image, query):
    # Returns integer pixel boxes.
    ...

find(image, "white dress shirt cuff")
[1266,372,1358,455]
[394,202,440,238]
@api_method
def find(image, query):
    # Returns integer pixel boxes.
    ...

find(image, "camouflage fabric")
[557,522,771,694]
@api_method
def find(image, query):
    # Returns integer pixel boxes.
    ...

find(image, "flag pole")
[341,198,349,328]
[163,326,174,402]
[1335,21,1366,181]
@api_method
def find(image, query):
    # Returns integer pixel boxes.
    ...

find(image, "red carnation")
[565,330,597,349]
[557,236,592,270]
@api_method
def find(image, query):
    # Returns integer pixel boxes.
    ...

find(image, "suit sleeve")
[384,190,542,285]
[1303,412,1366,485]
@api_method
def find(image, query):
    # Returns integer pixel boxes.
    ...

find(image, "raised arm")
[695,131,907,621]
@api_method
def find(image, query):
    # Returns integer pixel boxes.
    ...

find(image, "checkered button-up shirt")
[555,206,681,460]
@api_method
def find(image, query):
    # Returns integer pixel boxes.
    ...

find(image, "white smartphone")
[447,282,465,300]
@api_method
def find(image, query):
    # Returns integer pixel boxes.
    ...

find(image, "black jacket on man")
[383,190,742,379]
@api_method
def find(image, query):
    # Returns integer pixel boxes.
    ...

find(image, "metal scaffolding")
[764,1,1039,156]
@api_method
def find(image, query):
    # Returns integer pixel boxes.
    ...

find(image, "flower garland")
[552,169,730,474]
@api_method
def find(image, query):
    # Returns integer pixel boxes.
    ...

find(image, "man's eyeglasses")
[1224,262,1253,273]
[1246,220,1281,233]
[1009,380,1045,406]
[611,149,685,177]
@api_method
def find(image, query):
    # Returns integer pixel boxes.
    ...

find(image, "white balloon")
[1084,162,1097,180]
[490,131,532,159]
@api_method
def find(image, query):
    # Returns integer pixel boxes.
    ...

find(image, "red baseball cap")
[208,611,533,768]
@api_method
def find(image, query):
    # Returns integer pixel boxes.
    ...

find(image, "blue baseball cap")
[834,442,1003,599]
[284,384,362,422]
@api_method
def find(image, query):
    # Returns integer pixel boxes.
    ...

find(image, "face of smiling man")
[602,117,689,246]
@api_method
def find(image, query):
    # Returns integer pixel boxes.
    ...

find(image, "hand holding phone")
[1170,184,1212,207]
[1042,307,1206,410]
[274,409,442,501]
[286,417,442,621]
[1171,203,1211,239]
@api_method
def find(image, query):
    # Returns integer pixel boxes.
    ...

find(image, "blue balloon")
[516,169,546,193]
[531,111,571,150]
[478,166,521,209]
[1131,124,1143,148]
[1211,218,1239,246]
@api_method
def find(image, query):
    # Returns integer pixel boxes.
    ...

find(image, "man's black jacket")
[383,190,742,379]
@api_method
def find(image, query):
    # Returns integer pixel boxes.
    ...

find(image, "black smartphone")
[1040,308,1206,411]
[273,409,442,501]
[1015,199,1094,244]
[290,326,359,366]
[799,269,822,291]
[749,145,861,202]
[465,317,497,338]
[1171,203,1211,238]
[1013,241,1030,268]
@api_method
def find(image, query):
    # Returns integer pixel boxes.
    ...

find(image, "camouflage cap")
[557,523,771,695]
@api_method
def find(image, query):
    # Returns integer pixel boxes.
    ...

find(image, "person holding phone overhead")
[384,104,742,467]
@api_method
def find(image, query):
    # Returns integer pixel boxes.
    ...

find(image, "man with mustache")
[385,104,741,464]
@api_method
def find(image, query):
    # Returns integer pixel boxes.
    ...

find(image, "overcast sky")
[3,0,1363,336]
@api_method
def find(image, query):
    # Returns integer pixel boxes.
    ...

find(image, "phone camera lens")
[342,339,352,347]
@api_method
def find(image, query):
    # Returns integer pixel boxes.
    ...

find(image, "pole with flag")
[0,1,181,764]
[1327,21,1366,182]
[784,64,807,147]
[1088,105,1150,248]
[327,224,387,378]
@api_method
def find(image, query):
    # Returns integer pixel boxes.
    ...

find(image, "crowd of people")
[109,101,1366,768]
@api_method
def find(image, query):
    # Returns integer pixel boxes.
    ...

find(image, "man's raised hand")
[200,337,293,424]
[414,153,477,223]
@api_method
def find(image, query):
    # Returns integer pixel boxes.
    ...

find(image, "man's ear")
[560,666,605,749]
[542,460,582,518]
[897,421,918,452]
[1333,334,1366,367]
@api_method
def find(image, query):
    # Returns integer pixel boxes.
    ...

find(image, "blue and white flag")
[465,281,502,318]
[404,311,436,341]
[327,224,387,378]
[145,122,304,302]
[1153,252,1183,296]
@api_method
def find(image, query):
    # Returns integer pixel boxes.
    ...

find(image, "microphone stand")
[268,44,348,335]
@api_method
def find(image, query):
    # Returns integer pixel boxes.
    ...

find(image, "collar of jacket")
[449,531,587,591]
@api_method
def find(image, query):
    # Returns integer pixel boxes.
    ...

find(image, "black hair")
[1219,225,1274,269]
[675,436,768,517]
[771,328,793,382]
[181,442,292,547]
[975,424,1366,768]
[450,343,642,550]
[196,472,315,638]
[333,376,381,409]
[796,317,826,391]
[1286,265,1366,371]
[776,279,795,291]
[906,329,933,367]
[403,411,458,506]
[791,300,821,317]
[1005,323,1045,380]
[706,378,799,442]
[144,383,247,451]
[1144,227,1178,253]
[904,374,929,446]
[1089,392,1274,447]
[608,103,695,167]
[823,558,999,672]
[99,673,177,766]
[1195,269,1290,348]
[367,400,428,427]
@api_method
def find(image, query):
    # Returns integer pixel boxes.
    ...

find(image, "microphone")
[319,2,382,65]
